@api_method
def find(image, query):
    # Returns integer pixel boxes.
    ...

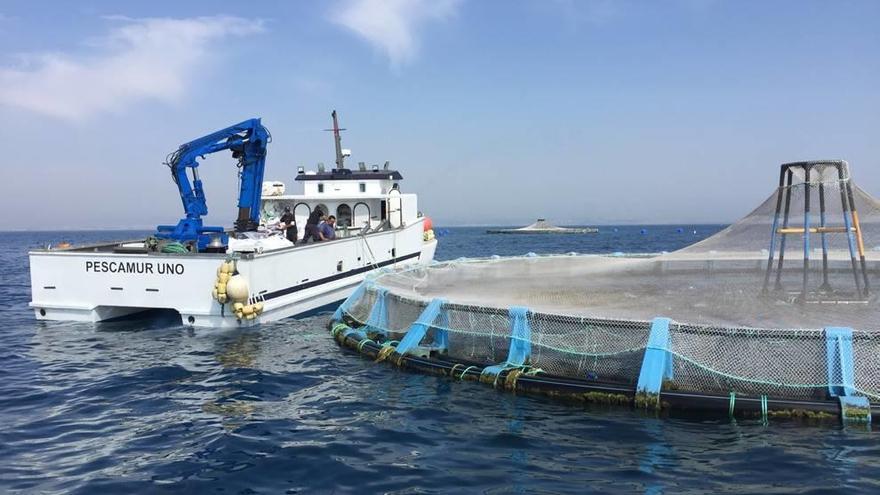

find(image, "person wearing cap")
[279,206,298,243]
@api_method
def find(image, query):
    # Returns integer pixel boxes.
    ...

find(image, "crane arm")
[156,118,271,251]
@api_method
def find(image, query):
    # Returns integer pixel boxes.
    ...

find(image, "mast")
[327,110,347,170]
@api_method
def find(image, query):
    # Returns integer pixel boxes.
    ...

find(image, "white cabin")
[259,165,415,238]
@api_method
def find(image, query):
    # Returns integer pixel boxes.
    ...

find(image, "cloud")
[0,16,263,121]
[332,0,461,67]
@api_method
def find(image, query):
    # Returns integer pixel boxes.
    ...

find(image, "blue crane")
[155,118,271,252]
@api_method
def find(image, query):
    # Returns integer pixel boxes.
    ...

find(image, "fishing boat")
[487,218,598,234]
[29,112,437,328]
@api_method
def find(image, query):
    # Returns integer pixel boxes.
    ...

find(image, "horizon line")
[0,222,731,233]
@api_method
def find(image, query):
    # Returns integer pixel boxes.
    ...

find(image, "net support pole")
[481,306,532,380]
[818,182,831,291]
[824,326,872,424]
[836,163,864,297]
[774,169,795,291]
[636,318,674,401]
[332,280,369,323]
[801,165,811,299]
[843,173,870,295]
[394,298,447,356]
[763,166,788,293]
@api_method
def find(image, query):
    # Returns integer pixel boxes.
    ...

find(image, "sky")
[0,0,878,229]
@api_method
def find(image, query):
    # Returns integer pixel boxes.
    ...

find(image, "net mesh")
[340,161,880,402]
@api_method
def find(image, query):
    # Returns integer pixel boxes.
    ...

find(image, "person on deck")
[278,207,298,243]
[303,208,324,243]
[319,215,337,241]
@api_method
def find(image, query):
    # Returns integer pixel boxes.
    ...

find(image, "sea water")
[1,227,878,494]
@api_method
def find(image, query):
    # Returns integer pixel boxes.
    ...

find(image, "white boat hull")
[30,220,436,328]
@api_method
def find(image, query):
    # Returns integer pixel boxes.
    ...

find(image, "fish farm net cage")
[331,160,880,424]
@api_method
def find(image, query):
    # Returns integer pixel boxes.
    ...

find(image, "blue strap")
[636,318,674,396]
[433,302,450,349]
[824,327,873,424]
[481,306,532,379]
[839,396,872,424]
[344,327,368,340]
[332,281,368,322]
[825,327,856,397]
[364,288,388,335]
[395,298,446,356]
[507,306,531,366]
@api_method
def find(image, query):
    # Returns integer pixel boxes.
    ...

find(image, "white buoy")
[226,275,249,303]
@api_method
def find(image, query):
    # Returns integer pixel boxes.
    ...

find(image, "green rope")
[760,395,769,424]
[161,242,188,254]
[357,339,375,352]
[459,366,477,380]
[728,392,736,419]
[450,364,462,378]
[331,323,348,337]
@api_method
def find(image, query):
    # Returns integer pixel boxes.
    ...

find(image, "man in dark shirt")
[279,207,298,243]
[303,208,324,243]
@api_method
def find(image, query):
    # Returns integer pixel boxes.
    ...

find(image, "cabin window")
[318,183,324,193]
[359,183,366,193]
[380,200,387,220]
[336,204,352,227]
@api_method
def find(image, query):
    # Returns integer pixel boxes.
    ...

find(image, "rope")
[728,392,736,419]
[450,364,462,378]
[359,233,380,269]
[459,366,477,380]
[331,323,348,338]
[357,339,375,352]
[504,369,525,390]
[760,395,769,424]
[376,345,396,363]
[161,242,188,254]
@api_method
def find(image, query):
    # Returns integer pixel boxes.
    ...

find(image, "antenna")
[323,110,347,170]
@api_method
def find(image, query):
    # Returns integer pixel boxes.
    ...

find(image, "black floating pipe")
[332,322,878,424]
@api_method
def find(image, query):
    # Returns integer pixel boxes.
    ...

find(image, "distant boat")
[486,219,598,234]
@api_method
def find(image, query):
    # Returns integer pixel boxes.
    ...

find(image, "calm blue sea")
[2,227,879,494]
